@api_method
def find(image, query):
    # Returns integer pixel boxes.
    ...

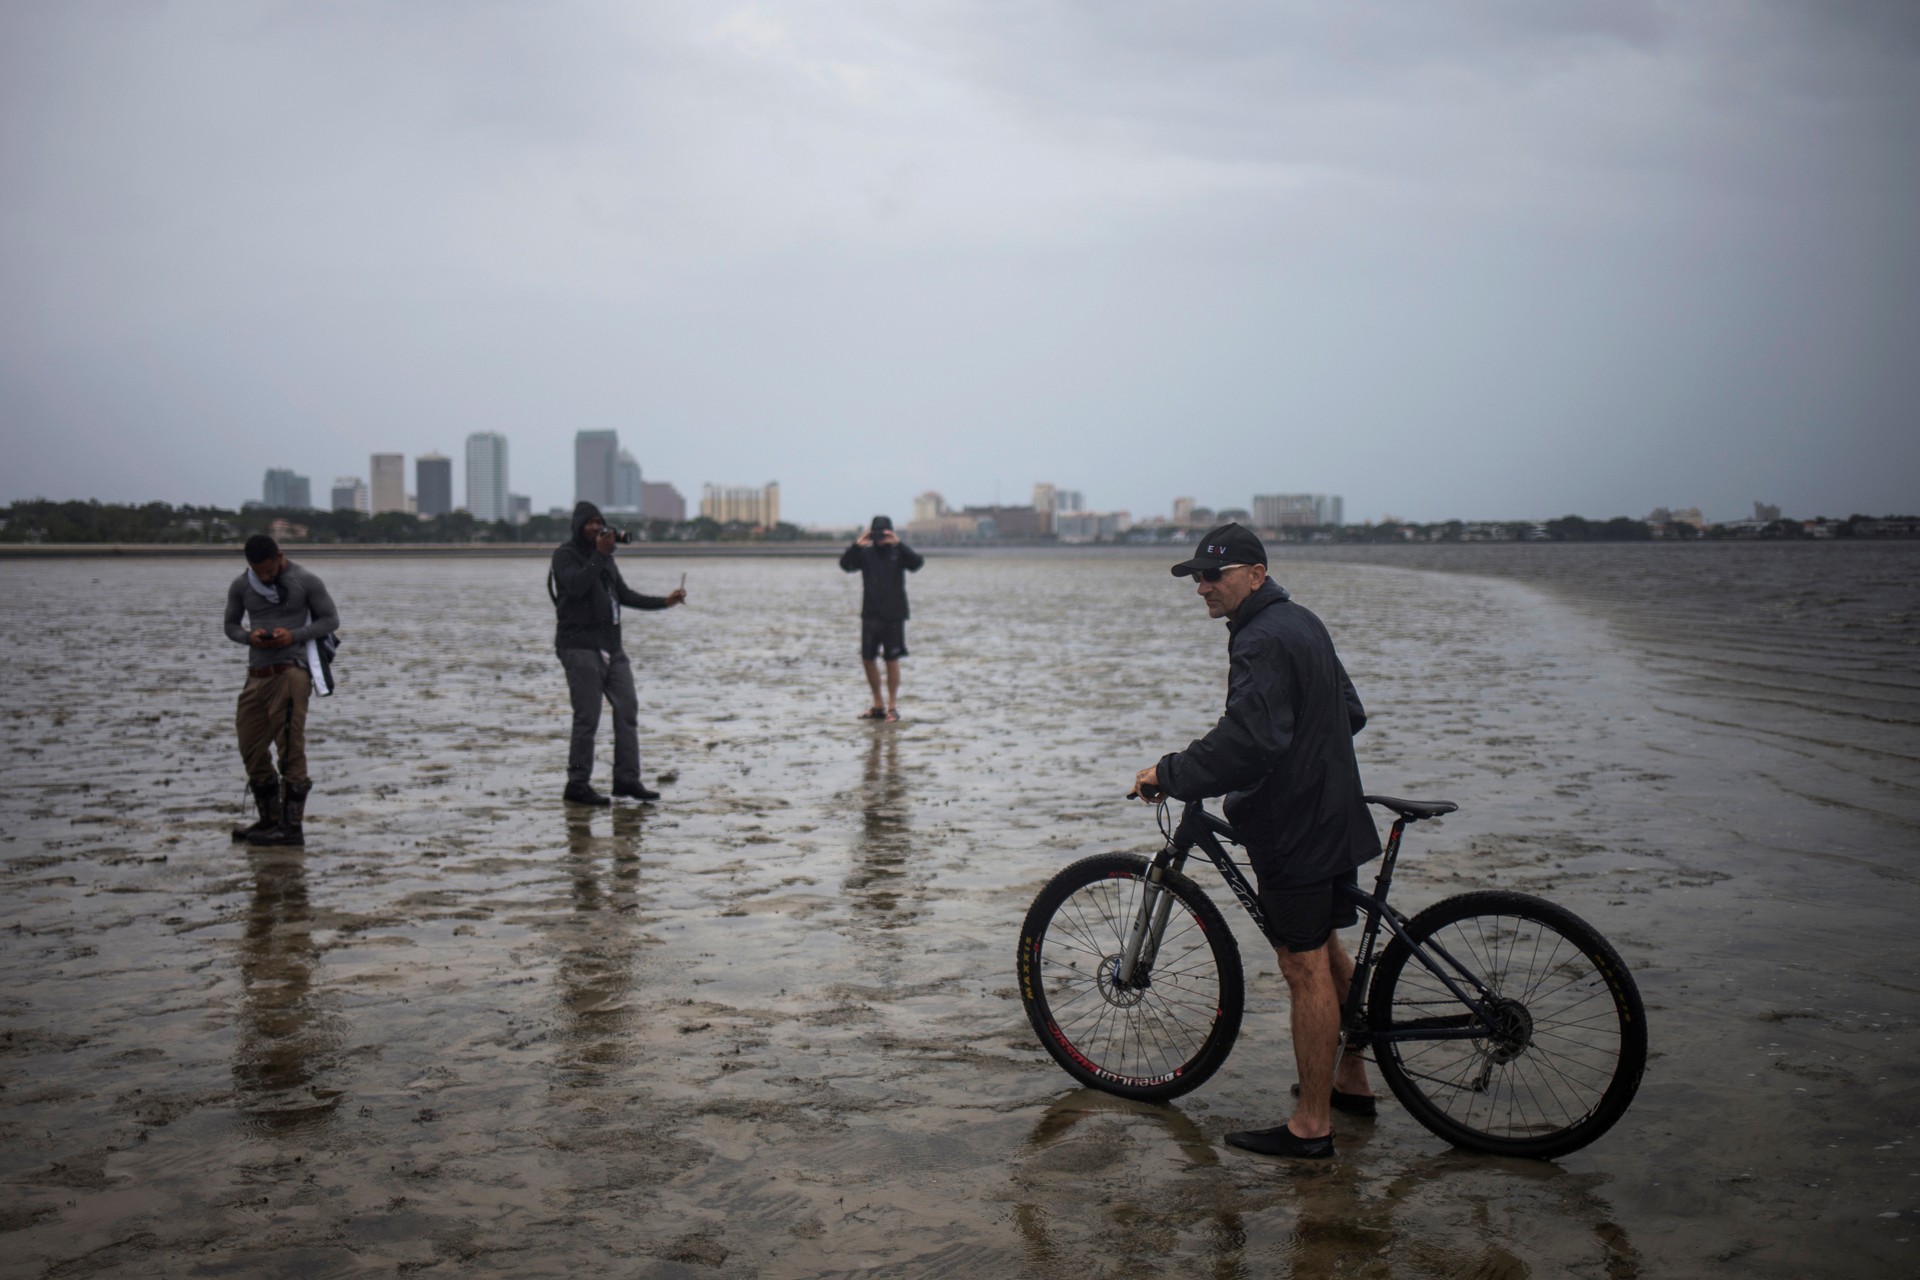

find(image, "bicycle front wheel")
[1368,890,1647,1159]
[1018,853,1244,1102]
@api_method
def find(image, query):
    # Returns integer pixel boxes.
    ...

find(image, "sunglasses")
[1190,563,1257,583]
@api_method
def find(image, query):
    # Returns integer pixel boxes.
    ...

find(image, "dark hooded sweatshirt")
[551,501,671,652]
[1156,578,1380,887]
[838,538,924,620]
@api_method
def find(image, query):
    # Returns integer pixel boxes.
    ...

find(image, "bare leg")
[861,658,884,710]
[1326,932,1373,1096]
[1276,943,1343,1140]
[884,659,901,712]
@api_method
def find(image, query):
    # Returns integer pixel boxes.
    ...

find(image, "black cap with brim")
[1170,522,1267,576]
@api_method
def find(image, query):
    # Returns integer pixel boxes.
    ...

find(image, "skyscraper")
[370,453,406,515]
[614,449,643,513]
[700,482,780,527]
[465,432,509,523]
[1252,494,1343,528]
[416,454,453,517]
[574,431,619,509]
[332,476,369,514]
[263,468,311,509]
[640,482,685,523]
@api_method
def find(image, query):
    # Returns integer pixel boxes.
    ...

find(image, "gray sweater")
[224,561,341,669]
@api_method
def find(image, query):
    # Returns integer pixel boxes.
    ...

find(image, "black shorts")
[860,618,907,662]
[1257,867,1360,953]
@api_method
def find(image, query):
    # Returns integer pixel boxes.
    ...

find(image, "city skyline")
[4,6,1915,526]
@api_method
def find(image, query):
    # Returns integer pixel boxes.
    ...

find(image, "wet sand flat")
[2,546,1917,1277]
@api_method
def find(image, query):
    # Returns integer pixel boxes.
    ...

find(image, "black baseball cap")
[1170,522,1266,576]
[870,515,893,535]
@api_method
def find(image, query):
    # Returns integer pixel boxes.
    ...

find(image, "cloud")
[0,1,1915,522]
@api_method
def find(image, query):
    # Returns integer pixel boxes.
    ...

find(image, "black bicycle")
[1016,795,1646,1158]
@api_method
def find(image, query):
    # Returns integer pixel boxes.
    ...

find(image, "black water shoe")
[613,782,661,802]
[1291,1082,1378,1117]
[1224,1124,1335,1159]
[564,783,611,807]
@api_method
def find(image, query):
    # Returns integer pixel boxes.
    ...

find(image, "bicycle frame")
[1120,800,1503,1049]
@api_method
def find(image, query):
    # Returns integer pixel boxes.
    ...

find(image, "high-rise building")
[913,491,948,524]
[331,476,369,514]
[262,468,311,509]
[640,482,685,523]
[1252,494,1343,528]
[614,449,644,513]
[1029,483,1083,534]
[370,453,406,515]
[1172,497,1196,526]
[700,482,780,527]
[575,431,619,509]
[416,453,453,517]
[466,433,509,523]
[508,494,532,525]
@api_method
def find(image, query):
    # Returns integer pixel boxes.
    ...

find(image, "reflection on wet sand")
[235,846,343,1134]
[1013,1090,1644,1277]
[550,807,647,1085]
[846,728,917,929]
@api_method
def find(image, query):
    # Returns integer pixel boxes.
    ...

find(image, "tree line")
[0,500,822,545]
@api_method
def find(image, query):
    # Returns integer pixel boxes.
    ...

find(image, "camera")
[608,527,633,544]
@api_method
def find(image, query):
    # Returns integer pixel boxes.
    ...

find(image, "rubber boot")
[232,780,281,842]
[248,781,308,847]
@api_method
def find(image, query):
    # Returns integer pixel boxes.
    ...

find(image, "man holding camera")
[551,501,686,806]
[840,515,923,722]
[225,533,340,846]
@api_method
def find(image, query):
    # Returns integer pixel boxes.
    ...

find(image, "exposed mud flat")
[1,546,1915,1277]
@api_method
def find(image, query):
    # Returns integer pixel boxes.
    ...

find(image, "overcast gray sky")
[3,1,1916,525]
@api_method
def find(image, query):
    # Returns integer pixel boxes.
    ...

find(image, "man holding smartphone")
[550,501,686,806]
[840,515,923,722]
[224,534,340,846]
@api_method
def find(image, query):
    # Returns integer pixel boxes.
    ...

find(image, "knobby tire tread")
[1018,853,1245,1102]
[1367,889,1647,1159]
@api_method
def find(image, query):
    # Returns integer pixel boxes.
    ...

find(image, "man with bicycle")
[1133,522,1379,1159]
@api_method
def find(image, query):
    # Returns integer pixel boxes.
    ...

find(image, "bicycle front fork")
[1113,857,1180,988]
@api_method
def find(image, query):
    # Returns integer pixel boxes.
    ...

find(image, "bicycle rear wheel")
[1368,890,1646,1158]
[1018,853,1244,1102]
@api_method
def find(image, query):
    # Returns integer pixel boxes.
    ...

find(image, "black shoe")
[1291,1082,1379,1118]
[564,782,611,807]
[248,782,308,847]
[612,781,660,802]
[1225,1124,1335,1159]
[233,779,281,842]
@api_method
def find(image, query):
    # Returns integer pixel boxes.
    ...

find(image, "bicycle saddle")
[1364,795,1458,821]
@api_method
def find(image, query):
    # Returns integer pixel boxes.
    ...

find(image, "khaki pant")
[237,666,311,786]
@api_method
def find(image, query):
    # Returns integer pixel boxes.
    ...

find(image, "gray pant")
[557,648,641,788]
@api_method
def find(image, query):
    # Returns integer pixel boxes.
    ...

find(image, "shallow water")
[1,545,1916,1277]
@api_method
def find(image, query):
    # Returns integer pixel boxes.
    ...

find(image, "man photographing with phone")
[551,501,686,806]
[840,515,923,722]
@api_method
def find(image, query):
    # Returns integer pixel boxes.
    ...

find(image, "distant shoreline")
[0,542,845,559]
[2,538,1913,561]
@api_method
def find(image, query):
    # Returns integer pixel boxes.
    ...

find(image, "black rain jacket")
[839,539,924,621]
[1157,578,1380,886]
[551,501,671,651]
